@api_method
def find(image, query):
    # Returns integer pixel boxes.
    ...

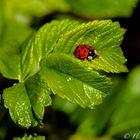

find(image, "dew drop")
[67,77,72,82]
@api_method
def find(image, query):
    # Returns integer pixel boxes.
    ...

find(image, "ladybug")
[74,44,97,61]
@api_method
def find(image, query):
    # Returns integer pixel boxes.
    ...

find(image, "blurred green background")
[0,0,140,140]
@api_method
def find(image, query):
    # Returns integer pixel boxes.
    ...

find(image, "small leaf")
[65,0,138,18]
[20,33,41,81]
[3,74,52,127]
[13,134,45,140]
[3,83,37,128]
[41,53,112,108]
[25,74,52,122]
[53,20,128,73]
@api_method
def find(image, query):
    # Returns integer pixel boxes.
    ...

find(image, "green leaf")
[65,0,138,18]
[20,19,80,81]
[68,67,140,138]
[25,74,52,122]
[1,19,128,126]
[36,19,81,57]
[3,74,52,127]
[0,28,35,80]
[0,42,20,79]
[13,134,45,140]
[3,83,37,128]
[107,66,140,137]
[20,33,42,81]
[0,5,34,80]
[41,53,112,108]
[53,20,128,73]
[63,79,124,137]
[0,19,127,81]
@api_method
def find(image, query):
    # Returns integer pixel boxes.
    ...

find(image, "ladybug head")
[87,49,97,61]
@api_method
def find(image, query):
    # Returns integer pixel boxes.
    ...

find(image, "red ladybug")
[74,45,97,61]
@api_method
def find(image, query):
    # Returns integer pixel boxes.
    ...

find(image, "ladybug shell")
[75,45,94,60]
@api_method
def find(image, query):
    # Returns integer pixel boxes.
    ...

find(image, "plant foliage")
[13,134,45,140]
[0,19,128,128]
